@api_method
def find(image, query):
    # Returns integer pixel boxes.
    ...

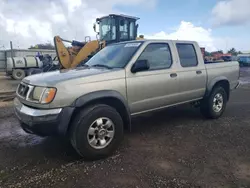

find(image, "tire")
[12,69,25,80]
[70,104,124,160]
[200,86,227,119]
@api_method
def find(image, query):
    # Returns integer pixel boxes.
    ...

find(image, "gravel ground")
[240,67,250,85]
[0,73,19,93]
[0,68,250,188]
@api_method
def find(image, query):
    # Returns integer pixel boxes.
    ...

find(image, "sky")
[0,0,249,52]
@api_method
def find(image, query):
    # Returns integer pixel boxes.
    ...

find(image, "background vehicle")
[7,14,143,79]
[238,54,250,67]
[6,56,43,80]
[14,39,240,160]
[55,14,143,69]
[6,54,59,79]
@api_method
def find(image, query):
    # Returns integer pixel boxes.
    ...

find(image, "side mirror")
[131,60,149,73]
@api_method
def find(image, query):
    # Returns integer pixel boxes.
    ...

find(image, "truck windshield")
[99,17,116,41]
[85,42,143,68]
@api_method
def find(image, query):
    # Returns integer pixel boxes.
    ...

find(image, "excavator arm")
[54,36,73,69]
[54,36,102,69]
[70,40,100,67]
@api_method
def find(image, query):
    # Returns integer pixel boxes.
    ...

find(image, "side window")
[138,43,172,70]
[120,20,129,40]
[111,18,116,40]
[176,43,198,67]
[129,22,135,40]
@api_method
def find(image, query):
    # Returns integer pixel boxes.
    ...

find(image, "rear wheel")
[70,104,124,160]
[200,86,227,119]
[12,69,25,80]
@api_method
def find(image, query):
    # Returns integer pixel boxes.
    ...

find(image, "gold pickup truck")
[14,39,240,160]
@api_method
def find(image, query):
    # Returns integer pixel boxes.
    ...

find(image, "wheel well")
[69,97,130,132]
[213,80,230,100]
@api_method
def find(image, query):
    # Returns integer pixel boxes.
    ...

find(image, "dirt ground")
[0,68,250,188]
[0,73,20,93]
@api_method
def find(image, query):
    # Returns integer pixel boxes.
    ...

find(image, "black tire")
[12,69,25,80]
[200,86,227,119]
[70,104,124,160]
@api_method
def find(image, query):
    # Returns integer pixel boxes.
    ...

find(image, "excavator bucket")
[54,36,72,69]
[54,36,86,69]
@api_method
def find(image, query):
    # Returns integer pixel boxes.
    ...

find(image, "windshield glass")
[99,17,116,41]
[85,42,143,68]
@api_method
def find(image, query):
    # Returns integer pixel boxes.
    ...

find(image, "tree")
[217,50,223,54]
[227,48,238,56]
[29,43,55,50]
[210,50,223,55]
[205,51,211,56]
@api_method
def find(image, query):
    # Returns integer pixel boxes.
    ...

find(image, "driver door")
[126,42,180,115]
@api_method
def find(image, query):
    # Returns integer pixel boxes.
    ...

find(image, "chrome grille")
[17,83,33,99]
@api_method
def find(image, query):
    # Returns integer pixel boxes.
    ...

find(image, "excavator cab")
[94,14,139,45]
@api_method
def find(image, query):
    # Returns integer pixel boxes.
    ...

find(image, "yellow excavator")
[54,14,144,69]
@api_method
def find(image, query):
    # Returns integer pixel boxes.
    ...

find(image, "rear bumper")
[14,98,74,136]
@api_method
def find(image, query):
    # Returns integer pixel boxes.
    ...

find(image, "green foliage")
[227,48,242,56]
[210,50,224,55]
[29,43,55,50]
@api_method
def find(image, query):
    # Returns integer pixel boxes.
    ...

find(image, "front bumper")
[14,98,74,136]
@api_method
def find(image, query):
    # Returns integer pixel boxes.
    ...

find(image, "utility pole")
[10,41,13,58]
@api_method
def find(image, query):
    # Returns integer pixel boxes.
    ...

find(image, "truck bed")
[205,61,239,90]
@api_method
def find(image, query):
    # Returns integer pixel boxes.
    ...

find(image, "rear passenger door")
[126,42,180,114]
[174,42,206,102]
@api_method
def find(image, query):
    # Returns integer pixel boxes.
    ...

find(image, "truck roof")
[114,39,198,44]
[98,14,140,21]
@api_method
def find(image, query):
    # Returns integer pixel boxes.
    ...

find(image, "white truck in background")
[6,55,59,80]
[6,56,43,80]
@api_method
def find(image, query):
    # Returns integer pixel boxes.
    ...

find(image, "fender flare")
[72,90,131,130]
[205,76,230,98]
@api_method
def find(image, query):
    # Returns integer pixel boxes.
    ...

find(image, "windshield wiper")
[91,64,113,69]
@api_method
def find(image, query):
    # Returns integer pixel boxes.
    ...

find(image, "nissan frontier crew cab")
[14,39,240,160]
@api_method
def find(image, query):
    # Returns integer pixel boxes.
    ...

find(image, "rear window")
[176,44,198,67]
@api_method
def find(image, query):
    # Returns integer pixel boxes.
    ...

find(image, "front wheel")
[70,104,124,160]
[200,86,227,119]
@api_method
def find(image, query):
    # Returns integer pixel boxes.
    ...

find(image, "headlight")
[32,86,45,101]
[27,86,57,104]
[40,88,57,104]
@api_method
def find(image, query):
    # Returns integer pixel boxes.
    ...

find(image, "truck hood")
[22,67,124,87]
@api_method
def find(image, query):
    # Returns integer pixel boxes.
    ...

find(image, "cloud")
[0,0,247,52]
[0,0,156,49]
[144,21,217,52]
[211,0,250,26]
[143,21,250,52]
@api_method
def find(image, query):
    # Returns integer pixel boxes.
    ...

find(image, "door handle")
[196,70,202,74]
[170,73,177,78]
